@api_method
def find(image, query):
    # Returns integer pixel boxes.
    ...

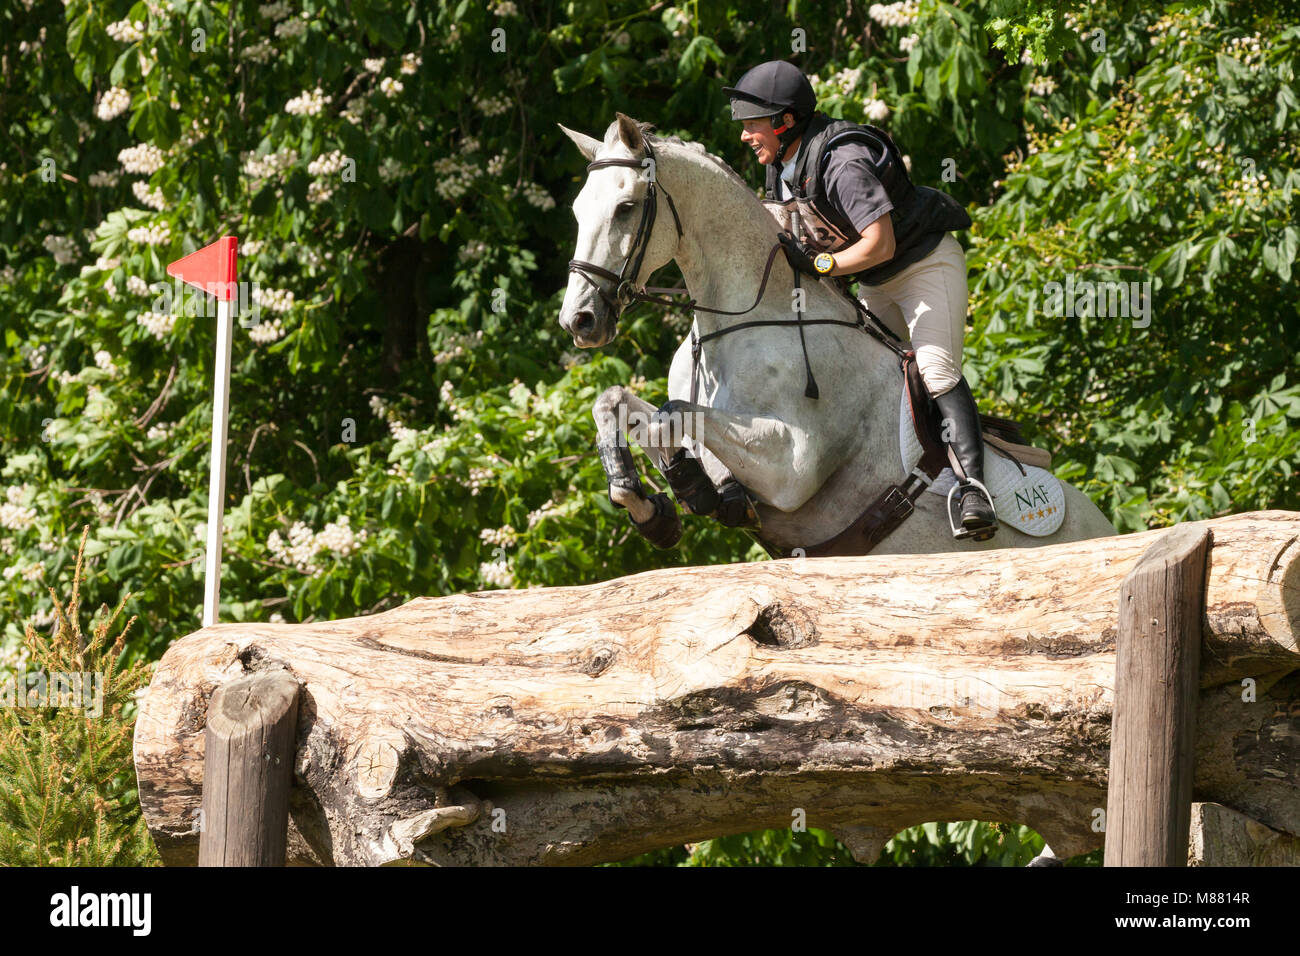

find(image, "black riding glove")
[778,232,820,277]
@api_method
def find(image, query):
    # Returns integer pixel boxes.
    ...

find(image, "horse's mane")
[617,119,756,196]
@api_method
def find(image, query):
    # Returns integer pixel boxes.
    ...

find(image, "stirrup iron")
[946,478,997,542]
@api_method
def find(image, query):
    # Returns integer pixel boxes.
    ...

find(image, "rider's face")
[740,114,794,166]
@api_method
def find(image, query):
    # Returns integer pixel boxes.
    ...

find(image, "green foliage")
[0,528,159,866]
[1,0,1295,866]
[606,820,1090,866]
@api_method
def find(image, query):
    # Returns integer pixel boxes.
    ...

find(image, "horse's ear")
[615,112,645,152]
[558,123,601,161]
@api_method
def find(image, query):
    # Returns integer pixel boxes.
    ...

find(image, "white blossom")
[88,169,121,188]
[96,87,132,121]
[267,515,367,574]
[379,77,404,98]
[106,19,145,42]
[258,0,291,20]
[456,241,488,266]
[248,318,286,344]
[118,143,166,174]
[285,87,329,116]
[136,310,176,339]
[307,150,349,176]
[252,286,295,312]
[480,524,518,548]
[43,235,78,265]
[242,147,299,179]
[341,97,367,125]
[400,53,421,74]
[526,498,567,529]
[474,92,511,116]
[864,98,891,123]
[241,38,275,63]
[868,1,918,28]
[274,16,306,38]
[363,58,385,73]
[378,157,406,182]
[466,466,493,496]
[126,221,171,246]
[478,557,513,588]
[520,182,555,210]
[0,486,37,531]
[433,156,478,200]
[131,180,166,211]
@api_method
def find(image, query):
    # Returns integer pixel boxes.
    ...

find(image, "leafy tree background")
[1,0,1295,865]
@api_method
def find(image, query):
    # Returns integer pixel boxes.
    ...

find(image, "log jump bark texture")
[132,511,1300,866]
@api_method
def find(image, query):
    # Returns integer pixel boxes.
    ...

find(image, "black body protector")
[764,113,971,285]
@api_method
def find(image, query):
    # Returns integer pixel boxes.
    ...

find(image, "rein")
[566,138,906,405]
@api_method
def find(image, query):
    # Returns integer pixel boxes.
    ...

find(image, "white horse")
[558,112,1116,558]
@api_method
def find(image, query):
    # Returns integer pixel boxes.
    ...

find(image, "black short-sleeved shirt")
[822,142,895,235]
[802,140,971,285]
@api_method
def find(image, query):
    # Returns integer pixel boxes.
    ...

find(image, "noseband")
[567,139,683,318]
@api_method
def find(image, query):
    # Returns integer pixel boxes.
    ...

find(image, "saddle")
[767,351,1054,559]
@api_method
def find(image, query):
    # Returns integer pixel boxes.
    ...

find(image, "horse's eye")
[616,200,636,215]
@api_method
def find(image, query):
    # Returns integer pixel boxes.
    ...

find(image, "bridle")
[567,139,684,317]
[565,135,905,402]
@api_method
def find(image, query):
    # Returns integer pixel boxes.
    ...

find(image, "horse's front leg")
[651,399,826,514]
[592,386,683,548]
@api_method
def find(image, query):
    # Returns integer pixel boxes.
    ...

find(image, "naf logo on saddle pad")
[897,389,1067,537]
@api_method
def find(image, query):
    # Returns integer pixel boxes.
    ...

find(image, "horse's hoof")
[631,492,682,549]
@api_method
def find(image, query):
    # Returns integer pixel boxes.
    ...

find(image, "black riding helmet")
[722,60,816,157]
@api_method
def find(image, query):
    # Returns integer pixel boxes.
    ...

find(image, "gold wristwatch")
[813,252,835,274]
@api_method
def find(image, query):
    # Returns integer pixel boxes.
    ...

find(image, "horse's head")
[558,113,681,348]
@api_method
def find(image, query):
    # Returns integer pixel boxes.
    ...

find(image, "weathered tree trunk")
[133,511,1300,866]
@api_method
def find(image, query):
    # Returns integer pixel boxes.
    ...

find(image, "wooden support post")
[198,670,300,867]
[1105,523,1211,866]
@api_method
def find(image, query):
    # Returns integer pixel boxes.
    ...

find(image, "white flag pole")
[202,294,234,628]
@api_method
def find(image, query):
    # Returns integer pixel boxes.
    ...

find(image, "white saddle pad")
[898,388,1066,537]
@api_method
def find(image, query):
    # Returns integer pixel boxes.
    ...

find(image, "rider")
[722,59,997,540]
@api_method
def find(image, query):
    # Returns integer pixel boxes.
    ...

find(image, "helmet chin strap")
[770,113,808,171]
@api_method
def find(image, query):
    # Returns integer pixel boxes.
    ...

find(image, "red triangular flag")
[167,235,238,300]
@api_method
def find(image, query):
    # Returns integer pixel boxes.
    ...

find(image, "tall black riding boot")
[932,377,998,540]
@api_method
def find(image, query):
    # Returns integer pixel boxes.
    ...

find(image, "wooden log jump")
[131,510,1300,866]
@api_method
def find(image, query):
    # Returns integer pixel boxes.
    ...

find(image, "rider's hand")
[778,232,820,277]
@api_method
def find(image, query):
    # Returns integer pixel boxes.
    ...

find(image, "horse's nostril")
[574,310,596,337]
